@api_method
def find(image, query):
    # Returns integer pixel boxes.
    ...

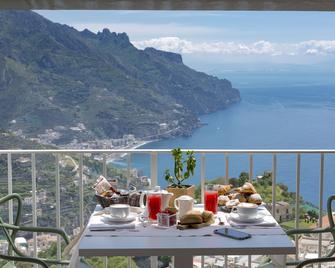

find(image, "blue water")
[116,72,335,207]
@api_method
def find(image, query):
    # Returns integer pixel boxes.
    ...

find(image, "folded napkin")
[227,215,277,227]
[89,223,136,231]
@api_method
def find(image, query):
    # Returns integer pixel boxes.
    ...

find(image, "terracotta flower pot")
[166,185,196,208]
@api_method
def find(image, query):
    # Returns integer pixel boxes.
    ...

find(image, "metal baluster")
[249,153,253,181]
[225,153,229,268]
[31,153,37,263]
[200,154,206,268]
[150,152,158,187]
[295,153,301,260]
[79,154,84,229]
[102,154,108,267]
[150,152,158,268]
[103,154,107,177]
[200,153,205,204]
[127,153,132,187]
[248,153,254,268]
[272,154,277,218]
[318,153,324,267]
[7,153,13,224]
[55,153,61,267]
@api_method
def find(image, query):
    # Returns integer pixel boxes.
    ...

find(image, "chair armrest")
[286,227,333,236]
[0,254,48,268]
[1,223,69,244]
[297,256,335,268]
[19,226,70,245]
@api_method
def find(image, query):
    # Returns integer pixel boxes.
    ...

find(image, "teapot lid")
[177,195,193,200]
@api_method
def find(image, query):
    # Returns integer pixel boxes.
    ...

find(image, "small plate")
[229,212,263,223]
[102,213,136,223]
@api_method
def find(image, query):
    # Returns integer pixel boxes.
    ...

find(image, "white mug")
[107,204,130,218]
[233,203,258,219]
[174,195,194,218]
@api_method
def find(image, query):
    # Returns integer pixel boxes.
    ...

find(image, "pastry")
[217,184,232,196]
[225,199,240,209]
[179,211,203,225]
[247,193,263,205]
[234,193,247,203]
[218,195,230,206]
[202,210,214,223]
[240,182,257,194]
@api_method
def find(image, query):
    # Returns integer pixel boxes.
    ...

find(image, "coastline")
[107,139,157,163]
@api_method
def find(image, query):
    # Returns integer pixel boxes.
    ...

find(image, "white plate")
[102,213,136,223]
[229,212,264,223]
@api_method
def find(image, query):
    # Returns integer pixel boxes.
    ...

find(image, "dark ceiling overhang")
[1,0,335,11]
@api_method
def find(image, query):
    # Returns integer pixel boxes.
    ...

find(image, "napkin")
[89,223,136,231]
[227,215,277,227]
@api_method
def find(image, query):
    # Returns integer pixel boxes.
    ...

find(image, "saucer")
[102,213,136,223]
[229,212,263,223]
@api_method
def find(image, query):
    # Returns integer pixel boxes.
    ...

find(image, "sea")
[114,71,335,207]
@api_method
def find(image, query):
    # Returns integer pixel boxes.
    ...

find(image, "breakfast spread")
[92,175,266,232]
[216,182,263,211]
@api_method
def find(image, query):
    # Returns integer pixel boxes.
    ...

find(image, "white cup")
[174,195,194,218]
[233,203,258,219]
[107,204,130,218]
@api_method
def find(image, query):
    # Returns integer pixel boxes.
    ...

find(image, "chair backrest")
[0,194,23,256]
[327,195,335,229]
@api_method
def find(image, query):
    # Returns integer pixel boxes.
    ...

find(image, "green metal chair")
[0,193,70,268]
[260,194,335,268]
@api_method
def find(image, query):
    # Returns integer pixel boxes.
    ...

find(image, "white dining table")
[78,205,295,268]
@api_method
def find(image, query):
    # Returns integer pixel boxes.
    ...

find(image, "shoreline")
[107,139,157,163]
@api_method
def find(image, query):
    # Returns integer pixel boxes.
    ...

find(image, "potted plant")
[164,148,196,207]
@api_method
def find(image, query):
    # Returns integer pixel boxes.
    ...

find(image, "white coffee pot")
[139,186,174,211]
[174,195,194,218]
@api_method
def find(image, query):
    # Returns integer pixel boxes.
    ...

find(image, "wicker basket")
[95,191,146,208]
[166,185,195,207]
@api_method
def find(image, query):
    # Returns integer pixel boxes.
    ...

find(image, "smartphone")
[214,228,252,240]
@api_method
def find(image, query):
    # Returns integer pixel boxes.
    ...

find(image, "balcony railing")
[1,148,334,268]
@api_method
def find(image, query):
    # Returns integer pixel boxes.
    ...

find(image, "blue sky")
[36,11,335,71]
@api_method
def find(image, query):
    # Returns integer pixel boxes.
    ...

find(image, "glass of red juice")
[147,193,162,220]
[205,184,218,214]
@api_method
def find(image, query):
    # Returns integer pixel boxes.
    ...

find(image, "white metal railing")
[1,148,334,268]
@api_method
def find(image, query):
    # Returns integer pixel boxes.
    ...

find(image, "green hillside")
[0,10,240,144]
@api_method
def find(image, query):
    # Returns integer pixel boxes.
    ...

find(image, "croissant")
[217,184,232,196]
[240,182,257,194]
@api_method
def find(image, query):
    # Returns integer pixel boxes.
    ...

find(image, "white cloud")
[72,23,222,38]
[133,37,335,57]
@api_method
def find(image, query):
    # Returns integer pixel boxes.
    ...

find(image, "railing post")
[150,152,158,187]
[248,153,254,268]
[200,153,205,204]
[150,151,158,268]
[225,153,229,268]
[103,154,107,177]
[31,153,38,263]
[7,153,13,225]
[249,153,253,181]
[318,153,324,266]
[55,153,61,266]
[127,153,132,187]
[79,154,84,229]
[272,154,277,218]
[295,153,301,260]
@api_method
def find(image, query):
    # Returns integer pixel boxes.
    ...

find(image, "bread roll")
[240,182,257,194]
[218,195,230,206]
[247,193,263,205]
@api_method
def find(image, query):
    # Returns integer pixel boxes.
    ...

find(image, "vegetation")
[164,148,196,188]
[0,10,240,142]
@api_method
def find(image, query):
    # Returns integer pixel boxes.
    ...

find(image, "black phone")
[214,228,252,240]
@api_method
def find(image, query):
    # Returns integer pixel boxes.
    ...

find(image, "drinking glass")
[205,184,218,214]
[147,193,162,220]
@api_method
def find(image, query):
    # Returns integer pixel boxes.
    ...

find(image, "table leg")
[174,255,193,268]
[271,255,286,268]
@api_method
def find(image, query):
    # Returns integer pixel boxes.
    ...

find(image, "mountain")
[0,10,240,145]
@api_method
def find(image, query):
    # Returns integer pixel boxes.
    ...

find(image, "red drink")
[205,191,218,214]
[147,194,162,220]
